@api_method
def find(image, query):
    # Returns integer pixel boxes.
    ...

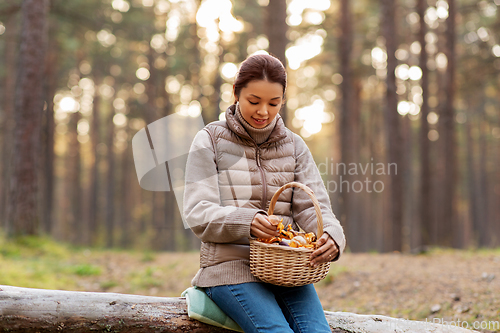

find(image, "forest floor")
[0,237,499,332]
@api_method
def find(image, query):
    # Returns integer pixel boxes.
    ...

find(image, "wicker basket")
[249,182,330,287]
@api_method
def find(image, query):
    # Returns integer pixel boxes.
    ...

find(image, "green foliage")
[0,234,70,259]
[0,235,98,289]
[69,264,102,276]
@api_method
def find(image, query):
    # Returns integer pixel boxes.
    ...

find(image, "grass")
[0,235,102,289]
[0,233,199,296]
[69,264,102,276]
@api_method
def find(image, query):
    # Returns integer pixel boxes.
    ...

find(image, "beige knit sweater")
[183,105,346,287]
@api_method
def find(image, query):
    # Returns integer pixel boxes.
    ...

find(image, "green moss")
[0,235,99,289]
[0,235,70,259]
[69,264,102,276]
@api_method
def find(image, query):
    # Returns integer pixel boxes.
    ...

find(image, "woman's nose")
[257,106,268,115]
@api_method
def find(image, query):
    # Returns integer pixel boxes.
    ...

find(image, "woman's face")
[235,79,284,129]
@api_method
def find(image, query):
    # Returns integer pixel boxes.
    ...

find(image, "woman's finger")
[310,250,335,266]
[251,214,279,238]
[256,215,278,233]
[310,234,330,258]
[310,234,338,266]
[250,227,272,239]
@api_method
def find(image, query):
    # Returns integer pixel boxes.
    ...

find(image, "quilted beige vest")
[199,105,297,267]
[203,105,296,224]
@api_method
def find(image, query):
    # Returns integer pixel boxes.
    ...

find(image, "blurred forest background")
[0,0,498,253]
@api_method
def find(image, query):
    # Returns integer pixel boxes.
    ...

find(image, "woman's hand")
[310,233,339,267]
[250,213,280,239]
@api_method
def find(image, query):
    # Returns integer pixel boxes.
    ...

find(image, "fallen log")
[0,285,479,333]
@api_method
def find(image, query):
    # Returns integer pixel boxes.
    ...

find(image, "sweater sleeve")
[183,129,266,243]
[291,134,346,260]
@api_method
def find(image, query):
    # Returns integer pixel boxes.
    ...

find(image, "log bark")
[0,285,479,333]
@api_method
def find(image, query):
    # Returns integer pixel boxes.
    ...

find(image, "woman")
[183,54,346,333]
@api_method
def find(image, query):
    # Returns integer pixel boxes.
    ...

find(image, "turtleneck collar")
[233,102,278,144]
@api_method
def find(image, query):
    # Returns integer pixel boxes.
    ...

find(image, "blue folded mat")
[181,286,243,332]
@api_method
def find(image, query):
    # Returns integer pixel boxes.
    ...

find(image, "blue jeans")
[204,282,331,333]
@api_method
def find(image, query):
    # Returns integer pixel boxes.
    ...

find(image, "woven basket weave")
[249,182,330,287]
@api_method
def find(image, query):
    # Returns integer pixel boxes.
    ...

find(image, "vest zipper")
[256,148,267,211]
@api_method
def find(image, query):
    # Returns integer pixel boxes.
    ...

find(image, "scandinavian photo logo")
[317,157,395,193]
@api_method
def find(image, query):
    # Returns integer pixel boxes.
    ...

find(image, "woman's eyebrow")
[250,94,281,100]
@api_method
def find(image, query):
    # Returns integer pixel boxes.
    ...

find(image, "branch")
[0,285,480,333]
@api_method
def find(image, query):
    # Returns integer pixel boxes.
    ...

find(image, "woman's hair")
[233,54,287,102]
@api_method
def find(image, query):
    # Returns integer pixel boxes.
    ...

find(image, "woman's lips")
[252,117,268,125]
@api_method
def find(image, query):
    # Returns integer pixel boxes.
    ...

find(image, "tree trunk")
[145,46,159,125]
[0,285,479,333]
[106,109,116,248]
[40,33,58,236]
[477,113,489,246]
[338,0,356,251]
[402,115,413,252]
[265,0,287,66]
[119,129,132,248]
[349,82,362,251]
[163,189,177,251]
[440,0,456,247]
[209,50,224,124]
[464,111,478,247]
[417,0,432,249]
[380,0,404,252]
[265,0,288,126]
[7,0,50,236]
[367,101,385,252]
[0,12,19,230]
[162,96,177,251]
[145,45,164,250]
[66,112,82,242]
[495,121,500,247]
[474,110,488,246]
[88,81,101,245]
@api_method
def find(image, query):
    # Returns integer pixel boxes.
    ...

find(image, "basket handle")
[267,182,323,238]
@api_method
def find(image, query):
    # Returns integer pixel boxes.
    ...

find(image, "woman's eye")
[249,101,259,105]
[270,104,278,107]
